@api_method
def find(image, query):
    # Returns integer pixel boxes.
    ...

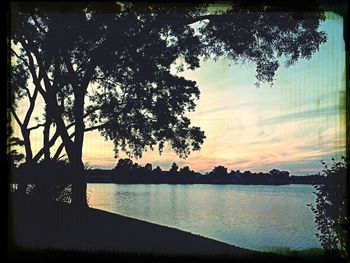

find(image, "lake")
[87,184,321,252]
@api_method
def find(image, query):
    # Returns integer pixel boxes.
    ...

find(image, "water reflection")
[88,184,321,251]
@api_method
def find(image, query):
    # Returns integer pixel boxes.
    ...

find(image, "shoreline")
[85,181,319,185]
[10,200,296,261]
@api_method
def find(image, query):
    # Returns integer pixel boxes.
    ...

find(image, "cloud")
[260,105,340,126]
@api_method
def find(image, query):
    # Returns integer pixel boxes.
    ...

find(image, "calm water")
[87,184,321,252]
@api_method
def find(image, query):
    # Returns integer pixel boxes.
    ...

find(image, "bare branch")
[23,88,39,127]
[20,35,74,152]
[10,106,23,128]
[28,123,46,131]
[52,141,65,161]
[20,38,47,98]
[52,121,109,162]
[32,120,76,163]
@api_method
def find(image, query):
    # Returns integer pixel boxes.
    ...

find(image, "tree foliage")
[310,157,348,257]
[10,2,327,161]
[170,162,179,172]
[211,165,228,176]
[9,1,328,205]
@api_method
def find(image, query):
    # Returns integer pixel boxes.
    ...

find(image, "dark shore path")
[9,200,298,261]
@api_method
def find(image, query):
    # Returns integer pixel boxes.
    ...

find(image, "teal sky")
[103,11,344,175]
[13,12,346,175]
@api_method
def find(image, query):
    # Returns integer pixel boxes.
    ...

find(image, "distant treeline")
[84,158,325,185]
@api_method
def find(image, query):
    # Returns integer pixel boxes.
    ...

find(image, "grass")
[8,198,301,261]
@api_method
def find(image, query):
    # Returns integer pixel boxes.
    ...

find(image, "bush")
[310,157,348,257]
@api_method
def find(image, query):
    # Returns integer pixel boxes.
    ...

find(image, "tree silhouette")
[180,166,191,174]
[211,166,228,176]
[9,51,38,165]
[145,163,153,172]
[7,128,24,169]
[10,2,327,207]
[153,166,162,176]
[170,162,179,173]
[309,157,348,257]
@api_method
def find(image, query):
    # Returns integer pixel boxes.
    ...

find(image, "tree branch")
[31,15,47,35]
[52,141,65,161]
[23,88,39,127]
[32,120,76,163]
[51,121,110,162]
[29,105,100,162]
[11,48,30,68]
[21,35,75,154]
[28,122,46,131]
[23,86,32,100]
[10,106,23,128]
[83,106,102,118]
[62,52,79,85]
[20,38,47,98]
[25,38,53,93]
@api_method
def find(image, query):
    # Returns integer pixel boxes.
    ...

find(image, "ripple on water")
[88,184,321,251]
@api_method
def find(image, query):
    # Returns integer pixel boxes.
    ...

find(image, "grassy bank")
[8,199,344,262]
[8,199,292,261]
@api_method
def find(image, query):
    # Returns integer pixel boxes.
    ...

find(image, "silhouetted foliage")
[10,1,327,206]
[179,166,192,175]
[114,158,134,171]
[170,162,179,173]
[7,61,27,168]
[269,169,290,184]
[211,166,228,176]
[86,162,307,185]
[153,166,162,177]
[290,174,325,184]
[145,163,152,171]
[309,157,348,257]
[11,159,74,204]
[8,150,25,167]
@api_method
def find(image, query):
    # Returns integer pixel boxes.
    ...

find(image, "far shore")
[10,166,325,185]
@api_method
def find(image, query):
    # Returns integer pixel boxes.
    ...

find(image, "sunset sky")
[13,12,346,175]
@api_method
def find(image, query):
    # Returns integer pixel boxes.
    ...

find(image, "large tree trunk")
[42,120,51,202]
[70,155,87,208]
[48,92,88,208]
[70,91,87,208]
[43,121,51,161]
[19,128,32,197]
[21,129,33,162]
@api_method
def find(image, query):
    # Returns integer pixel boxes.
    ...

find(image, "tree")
[170,162,179,173]
[145,163,153,171]
[180,166,191,173]
[153,166,162,176]
[269,169,290,184]
[211,166,228,176]
[9,50,40,165]
[6,127,25,169]
[10,2,327,207]
[114,158,134,171]
[310,157,348,257]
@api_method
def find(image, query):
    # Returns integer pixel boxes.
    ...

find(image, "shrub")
[310,157,348,257]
